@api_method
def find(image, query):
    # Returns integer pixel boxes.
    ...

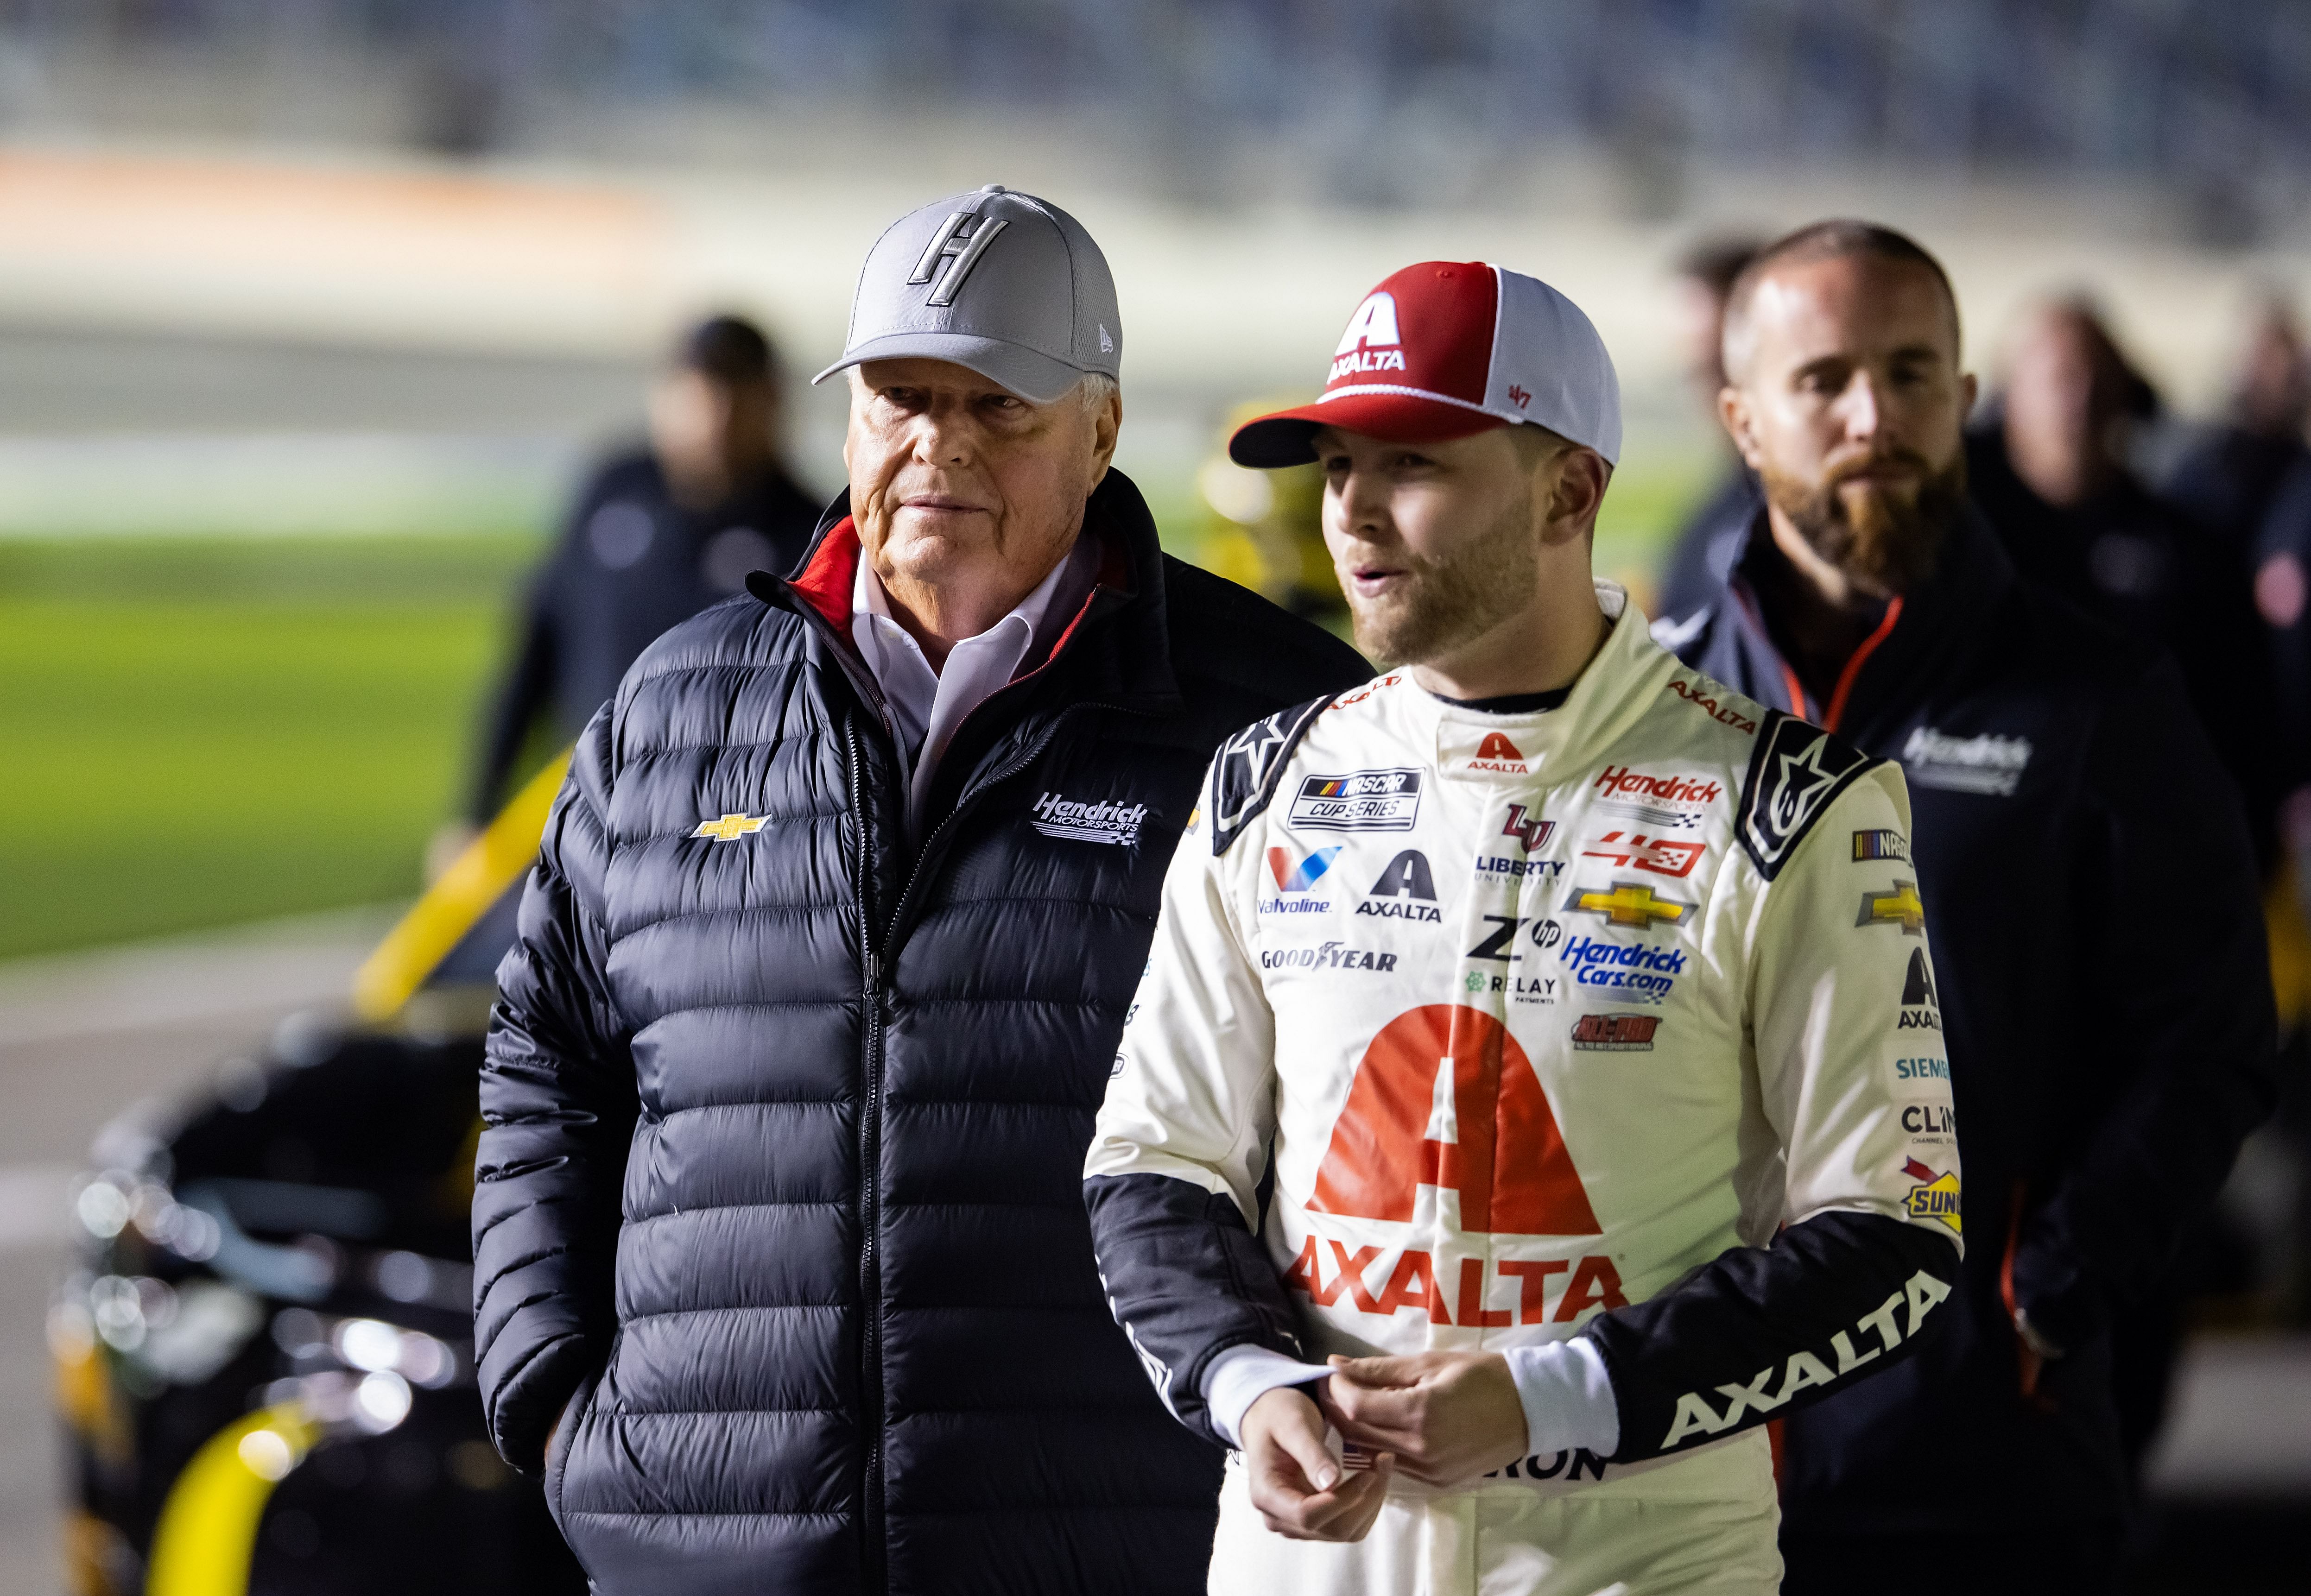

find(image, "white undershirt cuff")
[1502,1337,1620,1459]
[1199,1344,1330,1450]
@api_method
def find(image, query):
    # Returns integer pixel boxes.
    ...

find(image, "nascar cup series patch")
[1289,769,1423,832]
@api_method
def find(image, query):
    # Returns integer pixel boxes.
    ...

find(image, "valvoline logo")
[1267,846,1342,892]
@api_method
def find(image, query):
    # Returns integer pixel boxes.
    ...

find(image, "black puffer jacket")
[473,469,1369,1595]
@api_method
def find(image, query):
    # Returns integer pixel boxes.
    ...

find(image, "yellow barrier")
[145,1403,319,1596]
[351,751,571,1022]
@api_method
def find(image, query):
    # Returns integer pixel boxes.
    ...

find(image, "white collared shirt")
[851,536,1100,836]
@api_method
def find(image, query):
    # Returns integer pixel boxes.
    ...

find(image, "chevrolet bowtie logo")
[1567,882,1692,930]
[692,813,770,842]
[1858,880,1926,934]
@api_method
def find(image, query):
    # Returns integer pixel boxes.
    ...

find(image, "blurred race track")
[0,910,389,1595]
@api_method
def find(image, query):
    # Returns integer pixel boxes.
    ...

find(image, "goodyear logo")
[1902,1157,1962,1234]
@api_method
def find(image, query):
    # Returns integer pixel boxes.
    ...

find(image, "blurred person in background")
[453,313,821,841]
[1650,236,1765,624]
[469,184,1367,1595]
[2165,294,2310,562]
[1659,220,2279,1595]
[1966,298,2285,870]
[1179,397,1345,627]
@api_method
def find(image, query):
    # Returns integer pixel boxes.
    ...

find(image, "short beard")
[1342,494,1541,667]
[1759,450,1966,598]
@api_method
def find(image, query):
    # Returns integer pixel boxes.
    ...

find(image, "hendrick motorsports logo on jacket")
[1901,725,2032,796]
[1029,792,1147,845]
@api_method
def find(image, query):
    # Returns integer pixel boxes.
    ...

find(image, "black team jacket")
[472,469,1369,1594]
[1658,505,2279,1529]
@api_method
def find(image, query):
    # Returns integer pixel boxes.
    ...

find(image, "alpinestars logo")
[1029,792,1147,846]
[1330,290,1407,382]
[1501,804,1555,852]
[1309,1004,1601,1234]
[1360,850,1442,923]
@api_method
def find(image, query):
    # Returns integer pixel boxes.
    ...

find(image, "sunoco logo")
[1029,792,1146,846]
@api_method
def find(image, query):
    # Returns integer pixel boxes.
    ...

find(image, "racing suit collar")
[1419,579,1678,784]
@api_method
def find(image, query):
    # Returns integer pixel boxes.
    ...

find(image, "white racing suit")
[1084,585,1963,1596]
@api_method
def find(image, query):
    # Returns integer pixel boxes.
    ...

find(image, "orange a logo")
[1475,732,1525,763]
[1311,1005,1599,1235]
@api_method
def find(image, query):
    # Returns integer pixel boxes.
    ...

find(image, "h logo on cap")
[909,212,1010,307]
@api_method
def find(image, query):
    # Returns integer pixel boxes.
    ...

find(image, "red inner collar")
[787,515,863,631]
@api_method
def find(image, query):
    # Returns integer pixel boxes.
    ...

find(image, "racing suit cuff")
[1503,1338,1620,1459]
[1201,1344,1331,1449]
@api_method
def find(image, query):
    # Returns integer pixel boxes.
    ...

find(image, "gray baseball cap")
[812,184,1121,404]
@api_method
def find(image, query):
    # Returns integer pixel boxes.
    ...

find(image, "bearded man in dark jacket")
[470,185,1369,1595]
[1656,220,2278,1596]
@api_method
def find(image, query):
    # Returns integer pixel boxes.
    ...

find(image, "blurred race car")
[54,758,587,1596]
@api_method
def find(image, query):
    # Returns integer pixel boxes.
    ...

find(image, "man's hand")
[1240,1385,1394,1542]
[544,1384,583,1471]
[1319,1350,1526,1487]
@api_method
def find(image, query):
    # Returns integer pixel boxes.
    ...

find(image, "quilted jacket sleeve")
[1084,756,1308,1445]
[473,707,638,1470]
[1583,762,1965,1461]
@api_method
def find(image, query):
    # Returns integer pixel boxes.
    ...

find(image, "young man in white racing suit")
[1083,261,1965,1595]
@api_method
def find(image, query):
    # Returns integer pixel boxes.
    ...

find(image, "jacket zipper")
[844,719,888,1591]
[880,699,1150,949]
[779,571,1154,1591]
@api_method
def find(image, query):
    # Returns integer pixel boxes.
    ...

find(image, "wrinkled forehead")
[1742,254,1960,373]
[848,355,1029,402]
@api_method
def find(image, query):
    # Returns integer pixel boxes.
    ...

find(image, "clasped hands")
[1238,1350,1527,1543]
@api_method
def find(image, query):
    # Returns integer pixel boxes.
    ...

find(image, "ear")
[1718,385,1766,471]
[1087,387,1123,489]
[1959,371,1979,425]
[1541,447,1610,545]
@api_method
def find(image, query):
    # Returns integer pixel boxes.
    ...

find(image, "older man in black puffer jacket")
[471,185,1368,1596]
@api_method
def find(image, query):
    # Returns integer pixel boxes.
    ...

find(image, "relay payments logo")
[1310,1004,1600,1234]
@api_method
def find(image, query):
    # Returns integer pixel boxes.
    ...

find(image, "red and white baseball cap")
[1229,260,1622,468]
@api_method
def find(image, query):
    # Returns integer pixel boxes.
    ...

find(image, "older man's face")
[846,359,1119,630]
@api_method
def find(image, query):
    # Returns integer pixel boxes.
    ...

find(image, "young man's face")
[1311,424,1554,667]
[1720,253,1976,598]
